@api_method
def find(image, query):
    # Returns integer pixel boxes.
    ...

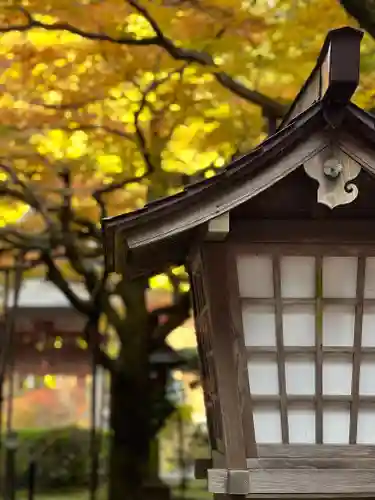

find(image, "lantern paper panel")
[252,403,355,444]
[323,404,351,444]
[322,257,357,298]
[359,358,375,394]
[283,305,315,346]
[285,356,315,395]
[323,356,352,395]
[323,305,355,346]
[247,355,279,395]
[237,253,375,444]
[362,306,375,346]
[253,404,282,443]
[288,403,315,443]
[242,304,276,347]
[357,407,375,443]
[237,255,274,298]
[281,256,315,298]
[365,259,375,298]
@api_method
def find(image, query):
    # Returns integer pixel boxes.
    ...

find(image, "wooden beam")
[350,256,366,443]
[248,394,375,404]
[248,468,375,495]
[125,134,326,252]
[208,468,375,495]
[195,454,375,480]
[246,346,375,354]
[203,243,248,468]
[226,244,257,457]
[247,457,375,469]
[272,256,289,443]
[315,256,323,443]
[195,452,375,479]
[257,444,375,458]
[205,213,230,241]
[230,219,375,244]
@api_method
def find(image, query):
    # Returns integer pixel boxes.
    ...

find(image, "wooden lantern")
[103,27,375,497]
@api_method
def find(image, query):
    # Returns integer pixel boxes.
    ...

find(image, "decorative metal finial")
[323,158,343,179]
[303,146,361,209]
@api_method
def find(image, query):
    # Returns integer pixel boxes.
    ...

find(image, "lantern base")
[207,465,375,496]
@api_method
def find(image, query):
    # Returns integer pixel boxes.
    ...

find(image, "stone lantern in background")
[103,27,375,497]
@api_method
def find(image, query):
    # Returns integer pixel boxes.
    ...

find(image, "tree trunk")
[108,370,150,500]
[106,278,173,500]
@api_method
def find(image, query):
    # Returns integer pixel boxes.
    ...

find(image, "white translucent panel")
[280,256,315,298]
[253,404,282,443]
[323,356,352,395]
[357,407,375,444]
[365,258,375,299]
[242,304,276,347]
[283,305,315,347]
[285,356,315,395]
[322,257,358,298]
[359,359,375,395]
[323,305,355,346]
[288,404,315,443]
[236,255,274,298]
[362,305,375,347]
[248,356,279,395]
[323,404,350,444]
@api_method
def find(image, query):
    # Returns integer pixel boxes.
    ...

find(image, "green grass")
[20,492,97,500]
[18,481,211,500]
[173,480,211,500]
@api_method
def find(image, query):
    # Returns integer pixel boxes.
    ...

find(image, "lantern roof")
[103,26,373,277]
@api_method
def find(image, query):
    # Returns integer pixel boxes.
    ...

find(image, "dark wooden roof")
[103,26,372,277]
[279,27,363,128]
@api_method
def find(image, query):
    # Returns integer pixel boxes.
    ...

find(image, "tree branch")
[92,75,171,217]
[58,168,100,294]
[92,170,149,219]
[0,226,50,252]
[132,72,178,174]
[31,96,106,110]
[70,215,101,241]
[0,163,56,233]
[79,237,119,372]
[4,123,135,141]
[3,6,158,45]
[128,0,285,116]
[0,132,120,375]
[43,251,93,315]
[0,5,285,117]
[83,315,117,373]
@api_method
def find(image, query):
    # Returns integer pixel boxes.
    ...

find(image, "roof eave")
[107,105,327,274]
[279,26,363,129]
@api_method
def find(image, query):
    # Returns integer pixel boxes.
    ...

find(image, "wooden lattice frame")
[196,228,375,496]
[233,241,375,446]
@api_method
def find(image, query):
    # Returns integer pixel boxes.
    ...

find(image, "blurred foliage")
[0,2,372,494]
[0,0,373,230]
[0,1,371,312]
[2,427,108,492]
[160,403,210,473]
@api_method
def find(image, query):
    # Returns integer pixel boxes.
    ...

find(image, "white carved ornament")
[303,146,361,209]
